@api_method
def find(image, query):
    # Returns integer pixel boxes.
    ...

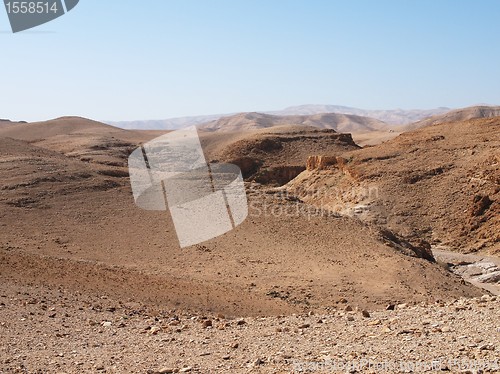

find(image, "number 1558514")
[5,1,58,14]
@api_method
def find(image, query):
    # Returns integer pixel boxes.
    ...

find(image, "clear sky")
[2,0,500,122]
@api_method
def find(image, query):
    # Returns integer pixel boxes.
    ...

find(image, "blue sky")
[1,0,500,121]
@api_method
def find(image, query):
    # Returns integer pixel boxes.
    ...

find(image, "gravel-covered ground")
[1,278,498,373]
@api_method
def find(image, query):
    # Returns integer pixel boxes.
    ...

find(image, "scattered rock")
[481,294,492,301]
[150,326,161,335]
[253,358,265,366]
[479,344,495,351]
[382,326,392,333]
[476,271,500,284]
[157,368,174,374]
[470,194,492,217]
[202,320,212,328]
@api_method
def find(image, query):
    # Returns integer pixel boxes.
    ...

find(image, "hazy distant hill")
[199,112,388,133]
[406,105,500,130]
[106,105,452,130]
[106,114,228,130]
[271,105,451,125]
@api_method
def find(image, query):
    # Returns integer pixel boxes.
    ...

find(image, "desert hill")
[0,137,126,210]
[0,117,486,319]
[0,119,26,129]
[0,117,165,169]
[406,105,500,130]
[286,117,500,254]
[0,116,125,141]
[199,112,389,133]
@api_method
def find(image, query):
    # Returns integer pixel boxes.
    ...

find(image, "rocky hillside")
[285,117,500,254]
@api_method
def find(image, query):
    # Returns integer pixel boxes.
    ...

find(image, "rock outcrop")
[306,155,339,171]
[306,155,360,180]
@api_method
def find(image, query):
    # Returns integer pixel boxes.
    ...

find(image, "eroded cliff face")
[305,155,362,180]
[306,155,339,170]
[287,155,373,217]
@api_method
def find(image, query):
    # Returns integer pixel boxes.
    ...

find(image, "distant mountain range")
[4,105,499,135]
[269,105,451,125]
[105,114,226,131]
[106,105,452,130]
[199,112,388,133]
